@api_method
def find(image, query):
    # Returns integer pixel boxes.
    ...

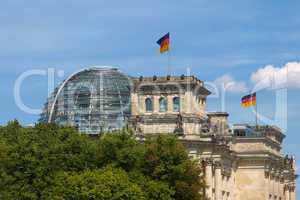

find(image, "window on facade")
[199,98,206,105]
[234,129,246,137]
[159,97,167,112]
[173,97,180,112]
[145,98,153,112]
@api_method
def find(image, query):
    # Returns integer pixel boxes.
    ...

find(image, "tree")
[96,129,144,171]
[143,180,175,200]
[143,135,206,200]
[97,132,206,200]
[0,122,97,199]
[48,167,145,200]
[0,121,206,200]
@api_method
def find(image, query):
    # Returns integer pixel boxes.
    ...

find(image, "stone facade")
[130,75,297,200]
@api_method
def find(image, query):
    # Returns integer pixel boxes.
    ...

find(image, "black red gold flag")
[156,33,170,53]
[241,93,256,108]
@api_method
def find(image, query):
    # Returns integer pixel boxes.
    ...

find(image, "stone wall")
[184,137,296,200]
[234,168,266,200]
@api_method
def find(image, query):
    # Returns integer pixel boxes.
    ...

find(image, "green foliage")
[143,135,206,200]
[96,129,144,171]
[48,167,145,200]
[0,121,206,200]
[0,122,97,199]
[143,180,175,200]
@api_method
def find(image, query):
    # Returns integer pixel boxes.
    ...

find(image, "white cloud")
[214,74,248,93]
[251,62,300,89]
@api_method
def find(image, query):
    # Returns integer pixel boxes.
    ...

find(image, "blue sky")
[1,0,300,195]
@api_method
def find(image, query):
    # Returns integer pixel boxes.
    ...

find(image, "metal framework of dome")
[39,67,131,134]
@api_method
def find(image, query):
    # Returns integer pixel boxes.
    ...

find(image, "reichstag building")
[40,66,297,200]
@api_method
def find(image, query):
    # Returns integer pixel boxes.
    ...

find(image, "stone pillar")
[279,179,284,199]
[180,94,184,113]
[131,92,138,115]
[266,172,271,200]
[229,169,233,199]
[291,187,296,200]
[184,90,192,114]
[284,186,290,200]
[215,163,222,200]
[153,95,159,113]
[140,96,146,113]
[275,175,279,198]
[205,162,213,199]
[167,95,173,113]
[271,173,275,198]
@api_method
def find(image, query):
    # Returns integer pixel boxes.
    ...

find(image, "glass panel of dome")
[39,67,131,135]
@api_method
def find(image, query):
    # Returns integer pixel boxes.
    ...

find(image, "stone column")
[167,95,173,113]
[271,173,275,198]
[284,185,290,200]
[266,172,270,200]
[291,187,296,200]
[130,92,138,115]
[205,162,213,199]
[215,163,222,200]
[279,178,284,199]
[153,95,159,113]
[184,90,192,114]
[275,175,279,198]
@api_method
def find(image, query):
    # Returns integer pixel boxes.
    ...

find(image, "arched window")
[173,97,180,112]
[159,97,167,112]
[145,98,153,112]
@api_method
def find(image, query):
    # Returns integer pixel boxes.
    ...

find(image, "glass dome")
[39,67,132,134]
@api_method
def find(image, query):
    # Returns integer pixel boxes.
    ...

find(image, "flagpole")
[167,33,171,75]
[255,95,258,130]
[168,49,171,75]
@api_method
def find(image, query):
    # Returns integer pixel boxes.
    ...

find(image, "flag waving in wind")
[241,92,256,108]
[157,33,170,53]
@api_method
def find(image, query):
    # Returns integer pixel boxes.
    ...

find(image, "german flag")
[157,33,170,53]
[241,93,256,108]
